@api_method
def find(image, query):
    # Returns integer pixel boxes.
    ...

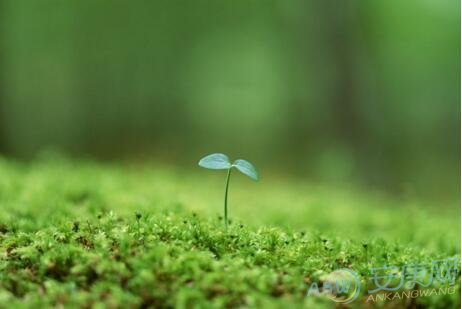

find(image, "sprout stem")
[224,168,232,231]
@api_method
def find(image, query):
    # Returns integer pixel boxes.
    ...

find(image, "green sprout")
[198,153,259,231]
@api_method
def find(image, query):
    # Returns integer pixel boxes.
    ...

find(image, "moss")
[0,157,459,308]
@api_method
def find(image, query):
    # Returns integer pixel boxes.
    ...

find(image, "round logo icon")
[322,268,361,304]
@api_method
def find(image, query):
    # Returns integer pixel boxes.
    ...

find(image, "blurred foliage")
[0,0,460,201]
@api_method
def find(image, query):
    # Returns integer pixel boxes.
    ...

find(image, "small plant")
[198,153,259,231]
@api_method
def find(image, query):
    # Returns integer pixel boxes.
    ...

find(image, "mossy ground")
[0,156,459,308]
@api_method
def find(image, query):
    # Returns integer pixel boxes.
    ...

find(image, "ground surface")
[0,156,460,308]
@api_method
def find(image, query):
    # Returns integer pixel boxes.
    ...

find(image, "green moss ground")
[0,157,459,308]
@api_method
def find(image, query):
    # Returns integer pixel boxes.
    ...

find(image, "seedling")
[198,153,259,231]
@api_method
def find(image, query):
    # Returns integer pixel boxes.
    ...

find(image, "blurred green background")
[0,0,460,202]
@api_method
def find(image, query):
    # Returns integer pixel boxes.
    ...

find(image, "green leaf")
[198,153,232,170]
[233,159,259,181]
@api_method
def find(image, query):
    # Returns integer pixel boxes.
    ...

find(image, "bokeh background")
[0,0,460,202]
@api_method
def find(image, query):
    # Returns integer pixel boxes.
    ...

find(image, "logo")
[306,257,460,304]
[366,257,459,303]
[307,268,361,304]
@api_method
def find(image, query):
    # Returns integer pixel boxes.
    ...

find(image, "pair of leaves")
[198,153,259,181]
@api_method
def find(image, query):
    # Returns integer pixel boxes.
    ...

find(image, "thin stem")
[224,168,232,231]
